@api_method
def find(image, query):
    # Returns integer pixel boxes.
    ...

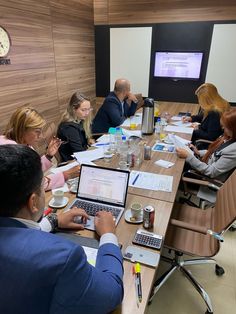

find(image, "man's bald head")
[114,79,130,94]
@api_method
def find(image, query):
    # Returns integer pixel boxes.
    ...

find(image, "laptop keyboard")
[71,200,122,219]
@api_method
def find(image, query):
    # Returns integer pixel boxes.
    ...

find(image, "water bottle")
[115,127,122,153]
[119,136,128,162]
[155,117,161,140]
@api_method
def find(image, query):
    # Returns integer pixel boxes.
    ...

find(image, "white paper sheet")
[82,246,98,266]
[120,118,131,127]
[168,134,193,154]
[171,121,192,127]
[73,148,105,163]
[96,134,110,143]
[121,128,142,139]
[129,170,173,192]
[50,161,79,174]
[171,116,182,121]
[155,159,175,168]
[164,125,194,134]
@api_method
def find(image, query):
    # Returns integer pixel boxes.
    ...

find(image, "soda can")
[144,145,151,160]
[143,205,155,229]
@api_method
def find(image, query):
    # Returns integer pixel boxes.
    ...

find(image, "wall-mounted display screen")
[154,51,204,80]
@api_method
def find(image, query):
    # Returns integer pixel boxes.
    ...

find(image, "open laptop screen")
[77,165,129,206]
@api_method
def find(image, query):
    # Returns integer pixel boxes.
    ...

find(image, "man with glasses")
[0,144,123,314]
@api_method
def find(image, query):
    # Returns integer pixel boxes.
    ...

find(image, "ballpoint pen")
[132,173,140,185]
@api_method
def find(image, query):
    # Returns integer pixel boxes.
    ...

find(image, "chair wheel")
[215,264,225,276]
[229,226,236,232]
[205,311,213,314]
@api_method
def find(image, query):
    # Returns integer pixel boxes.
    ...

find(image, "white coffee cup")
[52,190,64,205]
[130,203,142,219]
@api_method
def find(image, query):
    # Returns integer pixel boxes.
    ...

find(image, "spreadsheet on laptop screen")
[78,166,129,206]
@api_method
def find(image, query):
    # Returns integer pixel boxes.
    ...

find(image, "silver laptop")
[65,164,130,230]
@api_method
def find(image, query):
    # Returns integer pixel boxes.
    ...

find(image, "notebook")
[65,164,130,230]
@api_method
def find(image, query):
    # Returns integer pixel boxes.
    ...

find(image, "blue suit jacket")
[92,92,137,133]
[0,218,123,314]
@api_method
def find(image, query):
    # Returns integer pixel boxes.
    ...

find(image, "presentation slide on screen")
[154,52,203,79]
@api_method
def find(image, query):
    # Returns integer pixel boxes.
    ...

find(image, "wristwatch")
[45,153,53,161]
[46,213,58,232]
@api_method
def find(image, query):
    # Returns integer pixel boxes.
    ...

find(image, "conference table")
[46,101,199,314]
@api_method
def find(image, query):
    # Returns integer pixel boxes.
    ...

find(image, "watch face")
[0,27,10,57]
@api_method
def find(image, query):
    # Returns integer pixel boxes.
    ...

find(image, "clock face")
[0,27,11,57]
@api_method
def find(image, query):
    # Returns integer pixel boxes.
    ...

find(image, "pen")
[132,173,140,185]
[135,263,142,304]
[95,142,110,147]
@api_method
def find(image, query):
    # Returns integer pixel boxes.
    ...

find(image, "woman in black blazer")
[57,92,94,161]
[183,83,230,148]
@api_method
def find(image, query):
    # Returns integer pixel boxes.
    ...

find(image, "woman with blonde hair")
[0,106,80,190]
[57,91,94,161]
[183,83,230,147]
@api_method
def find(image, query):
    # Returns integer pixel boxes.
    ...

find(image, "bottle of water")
[115,127,122,153]
[155,117,161,140]
[119,136,128,162]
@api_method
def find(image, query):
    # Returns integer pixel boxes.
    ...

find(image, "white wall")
[110,27,152,97]
[206,24,236,102]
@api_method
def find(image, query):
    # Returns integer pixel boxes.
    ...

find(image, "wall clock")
[0,26,11,58]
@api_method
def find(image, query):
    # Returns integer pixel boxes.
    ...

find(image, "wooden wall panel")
[0,68,58,132]
[0,6,54,71]
[0,0,50,15]
[93,0,108,25]
[94,0,236,25]
[0,0,96,134]
[51,1,96,112]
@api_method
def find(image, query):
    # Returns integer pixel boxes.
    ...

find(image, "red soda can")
[143,205,155,229]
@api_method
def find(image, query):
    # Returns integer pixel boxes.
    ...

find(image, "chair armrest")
[183,170,223,187]
[170,219,208,234]
[195,139,213,145]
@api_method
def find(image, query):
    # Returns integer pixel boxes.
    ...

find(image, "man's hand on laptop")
[95,211,116,236]
[57,207,89,230]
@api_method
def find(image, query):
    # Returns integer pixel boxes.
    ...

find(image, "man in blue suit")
[0,144,124,314]
[92,78,138,133]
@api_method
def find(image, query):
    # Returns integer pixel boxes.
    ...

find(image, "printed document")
[164,125,194,134]
[129,170,173,192]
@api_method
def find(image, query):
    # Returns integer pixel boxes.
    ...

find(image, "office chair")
[180,169,223,209]
[149,169,236,314]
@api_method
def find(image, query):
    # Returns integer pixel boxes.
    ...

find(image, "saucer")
[124,209,143,224]
[49,197,69,208]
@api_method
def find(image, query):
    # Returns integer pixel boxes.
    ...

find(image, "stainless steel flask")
[141,98,154,135]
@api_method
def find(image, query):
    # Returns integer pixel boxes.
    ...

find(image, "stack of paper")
[168,134,193,154]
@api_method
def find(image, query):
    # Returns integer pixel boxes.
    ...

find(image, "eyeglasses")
[80,108,93,113]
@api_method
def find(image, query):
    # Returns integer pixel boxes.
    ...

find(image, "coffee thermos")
[141,98,154,135]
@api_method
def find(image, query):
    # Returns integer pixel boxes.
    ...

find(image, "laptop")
[65,164,130,230]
